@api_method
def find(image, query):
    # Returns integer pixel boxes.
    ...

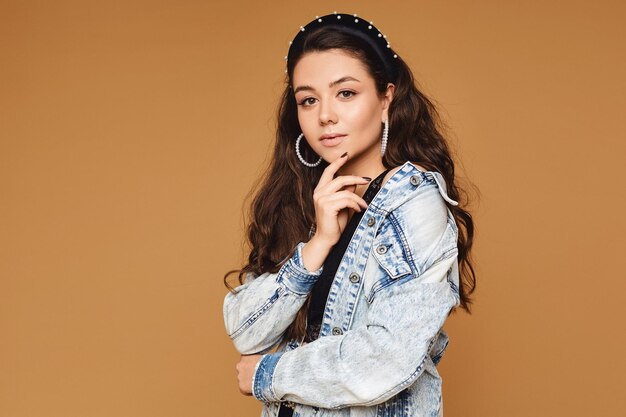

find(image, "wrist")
[276,242,323,295]
[301,236,333,272]
[250,354,265,397]
[252,352,285,402]
[308,233,335,249]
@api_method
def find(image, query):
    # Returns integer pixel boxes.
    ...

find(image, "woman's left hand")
[236,354,263,395]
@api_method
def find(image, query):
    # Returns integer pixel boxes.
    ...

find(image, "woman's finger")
[318,191,369,211]
[320,195,363,212]
[316,152,349,189]
[320,175,371,195]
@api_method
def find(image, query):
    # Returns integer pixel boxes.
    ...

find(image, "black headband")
[286,12,400,82]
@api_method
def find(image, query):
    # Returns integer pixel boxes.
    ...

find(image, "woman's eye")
[299,97,316,106]
[339,90,355,98]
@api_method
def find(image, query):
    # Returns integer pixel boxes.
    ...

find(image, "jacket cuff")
[252,352,285,402]
[277,242,324,295]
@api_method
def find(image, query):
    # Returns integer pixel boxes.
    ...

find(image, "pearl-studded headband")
[285,11,399,81]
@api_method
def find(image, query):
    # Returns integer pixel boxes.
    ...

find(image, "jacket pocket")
[366,237,413,303]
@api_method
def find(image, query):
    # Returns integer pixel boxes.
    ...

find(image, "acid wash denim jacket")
[224,161,461,417]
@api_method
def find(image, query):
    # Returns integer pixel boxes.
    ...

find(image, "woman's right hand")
[312,152,371,246]
[301,152,370,272]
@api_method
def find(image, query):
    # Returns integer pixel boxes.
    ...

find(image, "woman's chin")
[318,147,349,163]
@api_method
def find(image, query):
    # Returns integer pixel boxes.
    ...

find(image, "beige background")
[1,1,625,416]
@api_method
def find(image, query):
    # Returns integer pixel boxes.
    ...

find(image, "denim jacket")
[224,161,461,417]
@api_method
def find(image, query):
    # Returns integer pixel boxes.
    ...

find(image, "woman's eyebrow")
[294,76,361,94]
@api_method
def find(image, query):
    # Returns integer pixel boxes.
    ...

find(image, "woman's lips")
[320,135,346,147]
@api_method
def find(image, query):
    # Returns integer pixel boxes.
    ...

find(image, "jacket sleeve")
[223,242,324,354]
[251,185,460,409]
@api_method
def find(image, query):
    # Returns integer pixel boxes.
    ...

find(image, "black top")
[278,168,390,416]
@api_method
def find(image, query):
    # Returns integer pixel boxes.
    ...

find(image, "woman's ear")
[382,83,395,121]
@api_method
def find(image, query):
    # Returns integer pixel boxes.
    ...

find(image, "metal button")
[367,217,376,227]
[376,245,388,254]
[349,272,360,283]
[410,175,421,186]
[332,327,343,336]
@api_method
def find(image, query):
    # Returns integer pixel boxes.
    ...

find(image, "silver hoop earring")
[381,120,389,156]
[295,133,322,167]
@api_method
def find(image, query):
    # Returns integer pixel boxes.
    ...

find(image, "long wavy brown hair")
[224,26,477,344]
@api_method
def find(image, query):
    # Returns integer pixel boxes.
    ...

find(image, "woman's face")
[292,49,394,167]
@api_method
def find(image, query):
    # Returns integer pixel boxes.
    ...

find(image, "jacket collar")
[369,161,458,213]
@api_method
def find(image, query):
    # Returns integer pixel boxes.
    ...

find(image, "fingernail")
[362,176,372,181]
[341,152,348,158]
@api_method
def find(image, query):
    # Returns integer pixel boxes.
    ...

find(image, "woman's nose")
[318,99,337,125]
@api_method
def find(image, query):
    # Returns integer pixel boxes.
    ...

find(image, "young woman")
[223,12,476,417]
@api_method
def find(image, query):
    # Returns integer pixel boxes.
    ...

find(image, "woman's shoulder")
[381,161,427,187]
[382,161,458,209]
[380,163,458,268]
